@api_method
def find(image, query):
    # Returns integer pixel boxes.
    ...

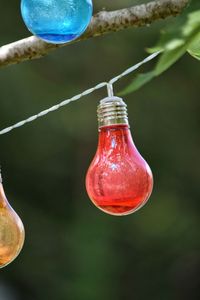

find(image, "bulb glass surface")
[86,125,153,216]
[21,0,93,44]
[0,183,25,268]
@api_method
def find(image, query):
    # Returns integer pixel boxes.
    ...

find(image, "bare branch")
[0,0,189,68]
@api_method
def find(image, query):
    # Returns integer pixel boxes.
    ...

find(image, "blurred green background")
[0,1,200,299]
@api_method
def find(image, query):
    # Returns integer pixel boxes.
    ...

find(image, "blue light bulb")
[21,0,93,44]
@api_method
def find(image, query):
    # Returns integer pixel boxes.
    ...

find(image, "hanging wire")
[107,83,114,97]
[0,51,160,136]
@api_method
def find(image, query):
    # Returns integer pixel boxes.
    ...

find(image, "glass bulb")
[0,176,25,268]
[21,0,93,44]
[86,97,153,216]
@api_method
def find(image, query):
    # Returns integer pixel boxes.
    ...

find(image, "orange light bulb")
[0,173,25,268]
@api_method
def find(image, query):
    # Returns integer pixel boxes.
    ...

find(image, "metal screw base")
[97,97,129,128]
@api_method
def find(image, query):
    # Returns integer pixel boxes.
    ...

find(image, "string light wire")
[0,51,160,136]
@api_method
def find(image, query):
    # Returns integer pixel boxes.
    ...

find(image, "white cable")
[0,51,160,136]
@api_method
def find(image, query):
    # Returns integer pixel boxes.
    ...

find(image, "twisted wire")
[0,51,160,136]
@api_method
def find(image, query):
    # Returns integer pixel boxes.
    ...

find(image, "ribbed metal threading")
[97,97,129,128]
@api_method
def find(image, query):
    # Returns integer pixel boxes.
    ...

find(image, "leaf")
[146,45,164,54]
[187,31,200,60]
[119,71,155,96]
[155,10,200,75]
[182,10,200,36]
[147,2,200,54]
[155,44,187,75]
[120,5,200,95]
[188,50,200,60]
[147,30,183,54]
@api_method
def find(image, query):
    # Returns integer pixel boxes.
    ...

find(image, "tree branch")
[0,0,189,68]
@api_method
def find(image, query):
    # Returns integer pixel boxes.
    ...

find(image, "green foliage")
[187,31,200,59]
[120,0,200,95]
[119,71,155,96]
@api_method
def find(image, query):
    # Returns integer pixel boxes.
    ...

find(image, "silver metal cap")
[97,96,129,128]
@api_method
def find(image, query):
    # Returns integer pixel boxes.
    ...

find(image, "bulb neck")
[97,97,129,128]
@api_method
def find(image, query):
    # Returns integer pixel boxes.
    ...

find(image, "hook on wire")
[107,82,114,97]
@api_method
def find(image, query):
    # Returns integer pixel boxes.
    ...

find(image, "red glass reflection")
[86,125,153,216]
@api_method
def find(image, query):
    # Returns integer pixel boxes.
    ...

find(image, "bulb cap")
[97,97,129,128]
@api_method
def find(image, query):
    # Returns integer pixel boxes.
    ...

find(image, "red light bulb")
[86,96,153,216]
